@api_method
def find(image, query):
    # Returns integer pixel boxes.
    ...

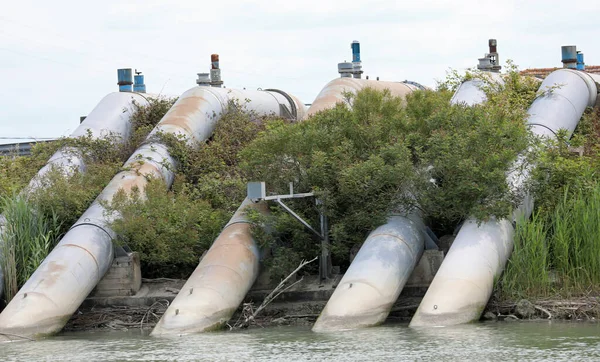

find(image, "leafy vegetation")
[0,195,61,302]
[241,68,536,269]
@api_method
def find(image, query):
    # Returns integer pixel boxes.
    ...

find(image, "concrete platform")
[83,250,444,308]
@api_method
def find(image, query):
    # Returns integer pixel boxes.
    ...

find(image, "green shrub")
[107,180,227,278]
[241,76,534,268]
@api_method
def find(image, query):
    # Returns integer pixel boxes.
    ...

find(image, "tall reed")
[502,212,550,298]
[501,183,600,299]
[0,195,61,302]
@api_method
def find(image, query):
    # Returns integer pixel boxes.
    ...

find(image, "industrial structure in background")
[521,45,600,78]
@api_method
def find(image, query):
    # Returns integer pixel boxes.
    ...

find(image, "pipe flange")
[69,219,116,240]
[264,88,298,120]
[401,80,427,91]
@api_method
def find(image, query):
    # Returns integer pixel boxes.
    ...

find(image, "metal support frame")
[248,182,331,281]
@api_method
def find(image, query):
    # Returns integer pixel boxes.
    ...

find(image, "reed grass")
[0,195,61,303]
[501,183,600,299]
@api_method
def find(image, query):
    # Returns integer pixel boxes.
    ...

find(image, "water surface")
[2,321,600,361]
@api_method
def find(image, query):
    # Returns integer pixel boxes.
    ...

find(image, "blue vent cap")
[117,68,133,92]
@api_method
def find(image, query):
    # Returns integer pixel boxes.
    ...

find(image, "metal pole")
[317,198,330,281]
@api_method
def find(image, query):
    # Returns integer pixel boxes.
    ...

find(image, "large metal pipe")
[450,73,503,106]
[312,214,425,331]
[0,86,306,339]
[307,78,419,117]
[410,69,599,327]
[312,75,496,332]
[0,92,149,301]
[151,198,267,336]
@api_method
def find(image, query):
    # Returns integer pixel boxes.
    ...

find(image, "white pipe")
[0,92,149,301]
[449,73,503,106]
[0,86,305,339]
[410,69,599,327]
[312,214,425,331]
[151,198,267,336]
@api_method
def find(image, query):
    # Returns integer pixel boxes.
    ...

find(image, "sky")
[1,0,599,144]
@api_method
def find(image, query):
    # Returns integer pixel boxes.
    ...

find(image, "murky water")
[1,322,600,361]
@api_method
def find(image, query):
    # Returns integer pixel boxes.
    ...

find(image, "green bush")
[105,101,278,276]
[107,180,226,278]
[241,74,534,268]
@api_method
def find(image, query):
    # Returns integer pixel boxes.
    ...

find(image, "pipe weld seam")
[59,243,100,276]
[368,232,418,257]
[196,263,246,282]
[68,222,113,241]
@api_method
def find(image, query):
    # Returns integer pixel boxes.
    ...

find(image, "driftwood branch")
[534,305,553,319]
[234,256,318,329]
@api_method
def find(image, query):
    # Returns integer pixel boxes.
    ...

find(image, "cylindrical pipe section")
[0,92,148,301]
[488,39,497,54]
[313,214,425,332]
[0,87,307,340]
[151,198,266,336]
[117,68,133,92]
[307,78,419,117]
[450,72,503,106]
[410,69,598,328]
[211,54,219,69]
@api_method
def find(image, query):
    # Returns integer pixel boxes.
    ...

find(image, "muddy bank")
[63,275,600,333]
[485,297,600,322]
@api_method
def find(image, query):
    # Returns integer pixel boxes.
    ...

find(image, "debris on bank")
[485,297,600,321]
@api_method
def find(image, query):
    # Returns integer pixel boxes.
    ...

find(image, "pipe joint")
[264,88,298,120]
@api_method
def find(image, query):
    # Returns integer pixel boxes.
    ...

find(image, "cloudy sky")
[1,0,599,144]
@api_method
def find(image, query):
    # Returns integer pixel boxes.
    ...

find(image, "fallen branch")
[534,305,553,319]
[140,299,170,330]
[234,256,318,329]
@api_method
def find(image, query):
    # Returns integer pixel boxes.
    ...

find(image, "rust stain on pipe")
[152,200,266,336]
[307,78,416,118]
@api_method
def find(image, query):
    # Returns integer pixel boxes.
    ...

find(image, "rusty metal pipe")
[306,78,420,117]
[0,86,306,340]
[151,198,267,336]
[0,92,150,301]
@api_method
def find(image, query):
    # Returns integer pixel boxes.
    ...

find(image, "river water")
[1,321,600,361]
